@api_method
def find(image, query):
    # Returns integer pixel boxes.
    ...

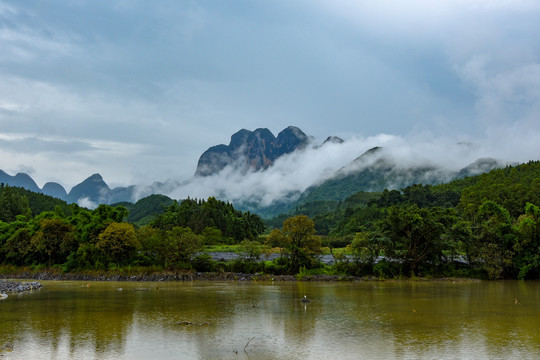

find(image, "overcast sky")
[1,0,540,190]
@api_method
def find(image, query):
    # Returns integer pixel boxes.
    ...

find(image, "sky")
[1,0,540,193]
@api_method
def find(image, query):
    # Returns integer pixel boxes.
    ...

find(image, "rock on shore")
[0,280,42,296]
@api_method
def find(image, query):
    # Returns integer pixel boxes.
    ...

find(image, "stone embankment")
[0,280,42,296]
[0,271,365,282]
[1,271,296,282]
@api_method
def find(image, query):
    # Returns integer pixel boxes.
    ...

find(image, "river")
[1,280,539,359]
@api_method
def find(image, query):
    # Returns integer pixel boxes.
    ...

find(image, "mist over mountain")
[0,126,518,215]
[295,147,509,209]
[65,174,111,208]
[165,128,512,217]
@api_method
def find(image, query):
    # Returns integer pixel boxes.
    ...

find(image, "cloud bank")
[160,129,536,208]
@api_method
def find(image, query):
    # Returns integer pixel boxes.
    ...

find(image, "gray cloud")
[0,0,539,194]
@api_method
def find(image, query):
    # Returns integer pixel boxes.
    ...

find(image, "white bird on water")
[301,295,311,303]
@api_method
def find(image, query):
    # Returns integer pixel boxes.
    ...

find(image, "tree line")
[0,187,266,272]
[1,160,540,279]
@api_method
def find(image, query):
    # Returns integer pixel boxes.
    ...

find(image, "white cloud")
[77,197,97,210]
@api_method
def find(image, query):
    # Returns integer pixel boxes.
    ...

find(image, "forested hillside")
[0,184,72,222]
[116,194,175,226]
[0,186,265,271]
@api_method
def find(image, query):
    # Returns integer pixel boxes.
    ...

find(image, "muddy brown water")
[1,280,539,359]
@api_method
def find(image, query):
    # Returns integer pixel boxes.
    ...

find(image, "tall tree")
[32,218,76,266]
[474,200,515,279]
[513,203,540,279]
[377,205,452,276]
[280,215,321,273]
[96,222,138,265]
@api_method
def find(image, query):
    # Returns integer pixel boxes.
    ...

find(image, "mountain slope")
[297,148,507,208]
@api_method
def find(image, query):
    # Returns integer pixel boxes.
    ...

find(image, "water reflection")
[1,280,540,359]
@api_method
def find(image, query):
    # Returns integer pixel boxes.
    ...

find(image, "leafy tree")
[372,189,403,207]
[2,222,33,265]
[136,226,165,265]
[70,204,128,244]
[474,200,515,279]
[449,220,474,266]
[280,215,321,273]
[32,218,76,266]
[240,240,262,261]
[163,227,202,266]
[513,203,540,279]
[202,226,224,245]
[377,205,452,276]
[350,231,387,271]
[96,222,138,265]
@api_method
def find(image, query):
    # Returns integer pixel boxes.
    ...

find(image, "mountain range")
[0,126,509,217]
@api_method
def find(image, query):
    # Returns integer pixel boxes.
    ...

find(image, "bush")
[373,259,401,278]
[191,254,216,272]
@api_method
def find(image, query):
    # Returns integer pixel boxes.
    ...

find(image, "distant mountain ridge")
[0,126,511,215]
[0,170,42,193]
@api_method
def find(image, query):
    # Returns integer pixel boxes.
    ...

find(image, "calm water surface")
[1,280,539,359]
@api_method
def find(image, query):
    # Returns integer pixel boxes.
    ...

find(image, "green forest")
[1,160,540,280]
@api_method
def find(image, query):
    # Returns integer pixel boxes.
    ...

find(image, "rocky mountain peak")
[195,126,310,177]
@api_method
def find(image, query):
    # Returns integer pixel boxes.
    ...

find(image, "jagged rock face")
[195,126,309,176]
[271,126,309,158]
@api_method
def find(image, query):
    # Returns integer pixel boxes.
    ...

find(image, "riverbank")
[0,280,42,295]
[0,267,477,282]
[0,270,346,282]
